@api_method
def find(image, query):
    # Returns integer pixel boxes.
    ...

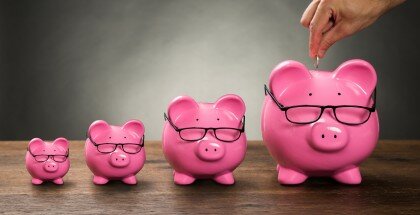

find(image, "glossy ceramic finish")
[85,120,146,185]
[163,94,247,185]
[25,138,70,185]
[261,59,379,185]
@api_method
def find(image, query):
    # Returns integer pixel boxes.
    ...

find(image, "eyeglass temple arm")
[164,113,180,130]
[372,88,377,111]
[27,147,34,156]
[140,134,145,147]
[86,132,98,146]
[241,115,246,132]
[264,85,285,109]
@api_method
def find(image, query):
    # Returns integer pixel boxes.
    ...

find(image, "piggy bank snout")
[309,122,349,152]
[109,151,130,168]
[195,141,226,161]
[43,161,59,172]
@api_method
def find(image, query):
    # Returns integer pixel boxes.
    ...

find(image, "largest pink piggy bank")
[163,94,247,185]
[25,138,70,185]
[85,120,145,185]
[262,59,379,185]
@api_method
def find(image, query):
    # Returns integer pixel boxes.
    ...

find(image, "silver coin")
[313,56,320,69]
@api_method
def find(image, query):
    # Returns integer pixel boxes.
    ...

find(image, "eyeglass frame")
[87,133,145,154]
[27,147,69,163]
[264,84,377,125]
[164,113,246,142]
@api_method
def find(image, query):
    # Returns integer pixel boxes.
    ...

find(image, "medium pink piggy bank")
[85,120,145,185]
[262,59,379,185]
[163,94,247,185]
[25,138,70,185]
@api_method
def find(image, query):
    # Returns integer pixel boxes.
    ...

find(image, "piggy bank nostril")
[109,153,130,167]
[195,142,226,161]
[309,123,349,152]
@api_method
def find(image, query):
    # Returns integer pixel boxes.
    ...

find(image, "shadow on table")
[90,178,155,193]
[30,180,77,193]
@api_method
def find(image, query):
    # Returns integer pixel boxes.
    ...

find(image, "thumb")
[317,25,350,58]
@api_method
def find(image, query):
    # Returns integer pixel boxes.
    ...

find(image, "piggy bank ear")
[122,120,145,137]
[28,138,45,150]
[53,137,69,150]
[214,94,246,118]
[88,120,111,139]
[168,96,199,120]
[333,59,377,94]
[269,60,312,96]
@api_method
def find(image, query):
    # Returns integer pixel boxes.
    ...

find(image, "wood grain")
[0,140,419,214]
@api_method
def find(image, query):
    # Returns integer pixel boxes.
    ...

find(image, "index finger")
[309,4,334,58]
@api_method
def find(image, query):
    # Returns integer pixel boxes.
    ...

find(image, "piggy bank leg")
[173,171,195,185]
[333,166,362,185]
[277,165,308,185]
[213,171,235,185]
[31,178,43,185]
[93,175,109,185]
[52,178,64,185]
[122,175,137,185]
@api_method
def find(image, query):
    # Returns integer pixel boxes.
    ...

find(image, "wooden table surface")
[0,140,419,214]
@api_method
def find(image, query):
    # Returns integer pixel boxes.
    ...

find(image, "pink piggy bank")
[262,59,379,185]
[25,138,70,185]
[163,94,247,185]
[85,120,146,185]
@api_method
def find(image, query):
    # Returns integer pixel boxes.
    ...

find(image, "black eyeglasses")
[264,85,376,125]
[88,134,145,154]
[27,148,69,163]
[164,113,245,142]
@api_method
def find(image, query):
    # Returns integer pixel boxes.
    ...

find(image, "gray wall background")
[0,0,419,140]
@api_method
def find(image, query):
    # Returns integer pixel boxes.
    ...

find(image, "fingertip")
[309,50,316,58]
[318,49,326,58]
[300,17,309,27]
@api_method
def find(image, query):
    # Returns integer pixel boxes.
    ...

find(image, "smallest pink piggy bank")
[25,138,70,185]
[163,94,247,185]
[85,120,146,185]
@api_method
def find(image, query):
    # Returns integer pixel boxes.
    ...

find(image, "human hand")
[301,0,405,58]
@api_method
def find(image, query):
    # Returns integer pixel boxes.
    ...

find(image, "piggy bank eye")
[309,93,312,96]
[217,118,220,121]
[196,118,199,121]
[338,92,342,96]
[109,136,111,139]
